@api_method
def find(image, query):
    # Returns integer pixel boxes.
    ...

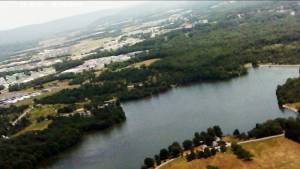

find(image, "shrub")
[207,165,219,169]
[182,139,193,150]
[231,143,253,161]
[144,157,154,168]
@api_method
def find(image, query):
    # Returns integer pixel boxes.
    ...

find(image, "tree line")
[0,101,125,169]
[141,126,225,169]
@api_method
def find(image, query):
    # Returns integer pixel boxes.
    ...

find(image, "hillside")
[160,136,300,169]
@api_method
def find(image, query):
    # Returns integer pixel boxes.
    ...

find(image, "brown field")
[285,102,300,110]
[160,136,300,169]
[132,58,161,68]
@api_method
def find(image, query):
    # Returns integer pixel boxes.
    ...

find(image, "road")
[155,159,175,169]
[11,106,32,126]
[238,133,284,144]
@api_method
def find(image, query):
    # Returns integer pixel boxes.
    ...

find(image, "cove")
[48,67,298,169]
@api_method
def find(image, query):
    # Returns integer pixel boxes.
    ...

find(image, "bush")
[168,142,182,157]
[186,151,196,162]
[211,148,217,155]
[154,154,161,166]
[220,145,227,153]
[231,143,253,161]
[207,165,219,169]
[144,157,154,168]
[203,147,212,158]
[248,120,283,138]
[182,139,193,150]
[159,149,169,161]
[213,125,223,137]
[233,129,240,137]
[57,105,76,114]
[197,150,205,159]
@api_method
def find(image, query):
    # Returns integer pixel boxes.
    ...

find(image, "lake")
[48,67,299,169]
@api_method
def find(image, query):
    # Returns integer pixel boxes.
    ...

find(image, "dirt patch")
[132,58,161,68]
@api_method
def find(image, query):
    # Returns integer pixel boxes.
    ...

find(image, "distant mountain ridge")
[0,9,116,46]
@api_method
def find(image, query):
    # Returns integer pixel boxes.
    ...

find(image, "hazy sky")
[0,1,141,31]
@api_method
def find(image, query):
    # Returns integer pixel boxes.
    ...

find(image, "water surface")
[49,67,298,169]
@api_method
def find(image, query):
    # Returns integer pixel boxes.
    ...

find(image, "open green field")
[13,105,60,137]
[160,136,300,169]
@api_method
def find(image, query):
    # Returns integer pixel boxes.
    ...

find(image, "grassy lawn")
[28,105,60,121]
[13,120,52,137]
[161,136,300,169]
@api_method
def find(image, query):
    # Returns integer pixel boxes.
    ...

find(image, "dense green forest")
[247,117,300,143]
[0,105,29,136]
[0,102,125,169]
[276,77,300,106]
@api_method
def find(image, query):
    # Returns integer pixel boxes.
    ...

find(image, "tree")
[141,165,148,169]
[213,125,223,137]
[194,132,200,139]
[200,131,207,143]
[252,61,258,68]
[198,150,205,159]
[231,143,253,161]
[186,151,196,162]
[168,142,182,157]
[182,139,193,150]
[211,148,217,156]
[193,136,201,146]
[203,147,212,158]
[207,127,216,137]
[0,85,4,91]
[239,132,248,140]
[233,129,240,136]
[154,154,161,166]
[159,148,169,161]
[220,145,227,153]
[144,157,154,168]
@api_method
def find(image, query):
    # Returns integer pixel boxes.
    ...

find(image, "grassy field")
[160,136,300,169]
[14,120,52,137]
[13,105,60,137]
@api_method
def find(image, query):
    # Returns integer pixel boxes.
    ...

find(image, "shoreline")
[259,64,300,68]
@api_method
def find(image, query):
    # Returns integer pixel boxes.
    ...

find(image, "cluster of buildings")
[0,92,41,106]
[59,98,118,118]
[59,108,92,117]
[0,67,56,88]
[62,51,143,74]
[101,37,143,51]
[38,47,70,59]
